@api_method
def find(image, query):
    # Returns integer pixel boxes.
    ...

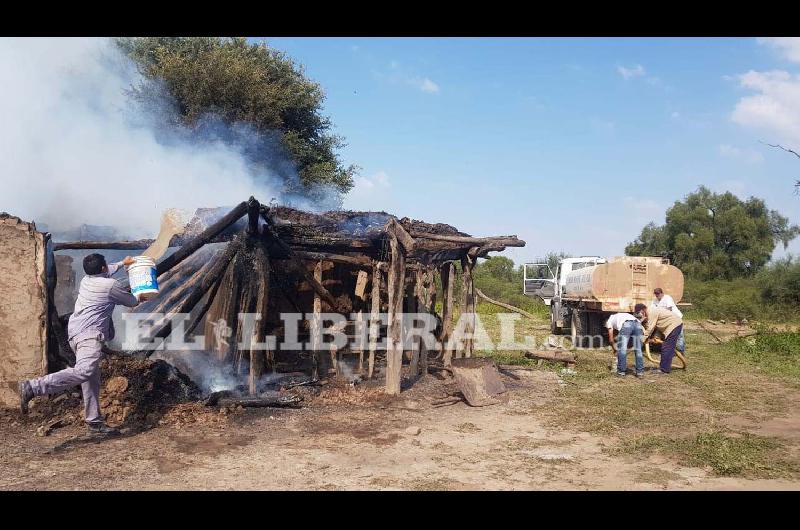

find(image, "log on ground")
[450,357,506,407]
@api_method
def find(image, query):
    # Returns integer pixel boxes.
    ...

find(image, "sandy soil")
[2,368,798,491]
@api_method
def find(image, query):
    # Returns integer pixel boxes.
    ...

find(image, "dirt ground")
[2,348,799,490]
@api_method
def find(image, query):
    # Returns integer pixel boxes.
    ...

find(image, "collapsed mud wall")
[0,214,49,407]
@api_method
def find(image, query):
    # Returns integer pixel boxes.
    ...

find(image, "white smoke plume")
[0,37,304,239]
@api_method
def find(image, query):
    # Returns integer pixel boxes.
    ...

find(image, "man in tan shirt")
[634,303,683,374]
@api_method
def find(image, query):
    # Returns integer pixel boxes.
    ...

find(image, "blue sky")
[252,37,800,265]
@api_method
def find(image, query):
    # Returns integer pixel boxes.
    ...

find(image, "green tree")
[626,186,799,280]
[116,37,356,201]
[758,256,800,306]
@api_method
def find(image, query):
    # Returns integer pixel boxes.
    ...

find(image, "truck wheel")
[550,305,561,335]
[571,309,587,348]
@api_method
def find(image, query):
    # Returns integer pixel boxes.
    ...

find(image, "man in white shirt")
[651,288,685,354]
[651,288,682,319]
[606,312,644,378]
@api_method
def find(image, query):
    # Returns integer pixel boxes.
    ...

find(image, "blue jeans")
[677,329,685,354]
[660,324,683,373]
[617,321,644,374]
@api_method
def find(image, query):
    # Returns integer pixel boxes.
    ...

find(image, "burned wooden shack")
[51,198,525,396]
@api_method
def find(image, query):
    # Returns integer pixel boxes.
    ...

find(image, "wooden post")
[204,252,243,365]
[367,262,382,380]
[355,309,364,374]
[441,261,455,367]
[248,242,270,395]
[408,270,420,377]
[461,251,476,358]
[419,266,435,376]
[385,231,406,395]
[247,196,260,235]
[311,260,322,380]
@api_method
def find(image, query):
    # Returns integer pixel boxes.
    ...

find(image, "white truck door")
[523,263,556,304]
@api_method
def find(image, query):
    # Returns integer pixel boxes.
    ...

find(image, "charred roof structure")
[49,197,526,396]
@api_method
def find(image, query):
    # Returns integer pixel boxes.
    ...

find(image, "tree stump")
[450,358,506,406]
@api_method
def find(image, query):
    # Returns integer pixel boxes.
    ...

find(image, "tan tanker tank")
[562,256,684,313]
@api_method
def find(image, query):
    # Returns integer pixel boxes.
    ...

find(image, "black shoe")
[650,368,668,375]
[18,381,34,415]
[86,422,121,436]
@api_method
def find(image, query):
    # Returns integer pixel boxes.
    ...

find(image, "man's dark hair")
[634,303,647,313]
[653,288,663,295]
[83,253,107,275]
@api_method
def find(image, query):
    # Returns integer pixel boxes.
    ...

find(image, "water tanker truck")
[523,256,686,346]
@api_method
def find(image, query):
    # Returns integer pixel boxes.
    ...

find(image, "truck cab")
[524,256,604,304]
[524,257,604,336]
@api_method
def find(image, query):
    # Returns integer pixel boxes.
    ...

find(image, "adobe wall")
[0,213,49,407]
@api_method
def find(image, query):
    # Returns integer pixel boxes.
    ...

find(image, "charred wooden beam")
[409,232,525,247]
[204,249,243,364]
[259,207,341,312]
[53,239,155,251]
[141,238,240,357]
[247,196,260,235]
[290,251,372,267]
[156,201,248,276]
[386,218,415,252]
[182,270,225,339]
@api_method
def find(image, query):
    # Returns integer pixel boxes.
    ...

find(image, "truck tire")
[586,312,604,348]
[571,309,588,348]
[550,304,562,335]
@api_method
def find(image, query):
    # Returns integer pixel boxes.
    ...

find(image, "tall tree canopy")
[117,37,355,201]
[626,186,799,280]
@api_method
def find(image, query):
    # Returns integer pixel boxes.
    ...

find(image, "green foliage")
[626,186,799,280]
[758,256,800,306]
[683,278,765,321]
[730,330,800,379]
[116,37,356,199]
[626,432,795,478]
[684,256,800,322]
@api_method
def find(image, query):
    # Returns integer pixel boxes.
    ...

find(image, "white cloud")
[757,37,800,64]
[731,69,800,145]
[617,64,646,80]
[718,144,764,164]
[375,61,440,95]
[352,170,390,191]
[417,77,440,94]
[670,111,681,119]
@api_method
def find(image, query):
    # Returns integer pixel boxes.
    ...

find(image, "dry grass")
[474,305,800,479]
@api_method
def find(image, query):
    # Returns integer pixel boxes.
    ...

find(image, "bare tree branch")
[761,140,800,160]
[760,141,800,194]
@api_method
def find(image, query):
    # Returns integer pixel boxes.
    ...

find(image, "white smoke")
[0,37,294,238]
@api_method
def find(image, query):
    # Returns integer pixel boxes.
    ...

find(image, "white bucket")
[128,256,159,301]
